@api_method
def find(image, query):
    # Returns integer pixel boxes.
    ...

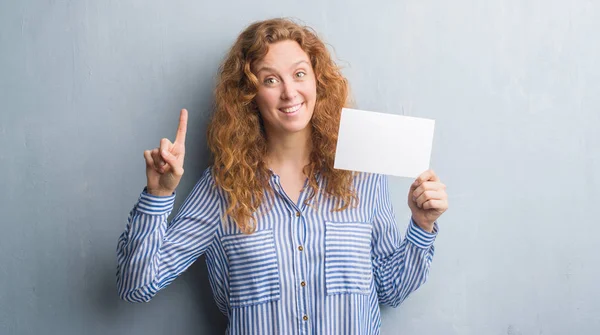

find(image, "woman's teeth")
[280,103,302,113]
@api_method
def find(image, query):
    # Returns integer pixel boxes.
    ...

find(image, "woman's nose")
[280,82,298,100]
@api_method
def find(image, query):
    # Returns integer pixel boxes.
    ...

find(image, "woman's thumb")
[161,149,176,166]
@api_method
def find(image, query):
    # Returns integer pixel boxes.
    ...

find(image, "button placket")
[275,174,312,333]
[294,207,309,332]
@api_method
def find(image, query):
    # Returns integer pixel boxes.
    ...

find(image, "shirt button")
[301,281,306,287]
[303,315,308,321]
[298,245,303,251]
[295,211,301,217]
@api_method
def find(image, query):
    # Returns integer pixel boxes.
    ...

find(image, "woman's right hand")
[143,109,188,196]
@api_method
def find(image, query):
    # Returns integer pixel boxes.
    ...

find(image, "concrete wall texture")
[1,1,598,334]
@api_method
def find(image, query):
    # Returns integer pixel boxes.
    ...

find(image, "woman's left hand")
[408,169,448,233]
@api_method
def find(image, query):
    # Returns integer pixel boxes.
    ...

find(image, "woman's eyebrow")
[256,60,310,74]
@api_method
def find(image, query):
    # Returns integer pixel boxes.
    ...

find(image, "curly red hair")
[207,18,357,233]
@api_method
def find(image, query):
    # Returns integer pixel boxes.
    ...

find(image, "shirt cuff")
[134,187,176,215]
[405,218,438,249]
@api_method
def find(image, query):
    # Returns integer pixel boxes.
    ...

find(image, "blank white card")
[334,108,435,178]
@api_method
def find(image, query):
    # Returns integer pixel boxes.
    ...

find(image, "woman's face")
[253,40,317,138]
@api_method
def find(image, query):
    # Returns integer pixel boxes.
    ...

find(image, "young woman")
[116,18,448,334]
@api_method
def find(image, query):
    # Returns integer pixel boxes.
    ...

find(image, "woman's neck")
[265,128,312,172]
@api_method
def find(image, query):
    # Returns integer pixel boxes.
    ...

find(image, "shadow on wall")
[187,256,229,332]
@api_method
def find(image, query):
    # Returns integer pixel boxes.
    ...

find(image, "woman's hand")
[143,109,188,196]
[408,169,448,232]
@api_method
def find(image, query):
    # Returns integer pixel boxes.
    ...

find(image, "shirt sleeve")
[116,168,222,303]
[371,174,439,307]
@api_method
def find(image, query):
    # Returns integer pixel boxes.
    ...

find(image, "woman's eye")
[296,71,306,78]
[264,77,278,85]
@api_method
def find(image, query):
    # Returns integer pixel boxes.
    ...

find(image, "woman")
[116,18,448,334]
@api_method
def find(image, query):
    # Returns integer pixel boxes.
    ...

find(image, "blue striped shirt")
[116,167,438,334]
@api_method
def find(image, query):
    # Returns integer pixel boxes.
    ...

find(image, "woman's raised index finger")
[175,109,188,145]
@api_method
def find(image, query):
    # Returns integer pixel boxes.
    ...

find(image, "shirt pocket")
[325,220,373,295]
[221,229,281,308]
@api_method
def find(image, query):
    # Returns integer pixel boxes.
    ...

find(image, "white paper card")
[334,108,435,178]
